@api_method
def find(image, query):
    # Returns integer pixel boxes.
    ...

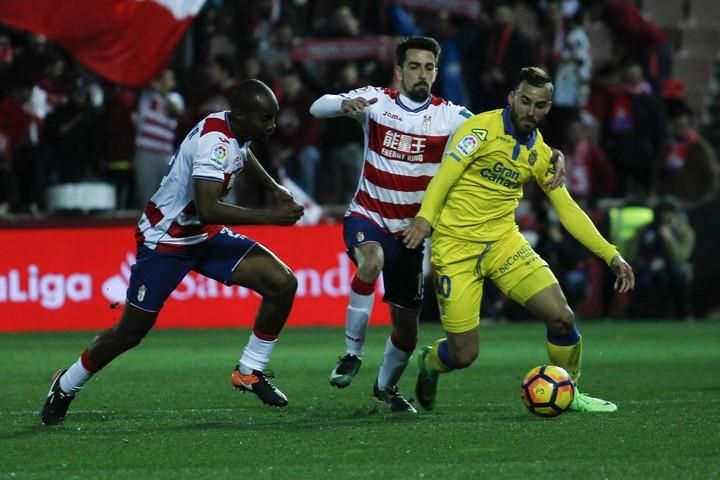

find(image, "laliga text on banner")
[0,252,385,311]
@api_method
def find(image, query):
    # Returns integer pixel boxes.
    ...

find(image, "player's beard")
[510,108,537,138]
[406,81,430,103]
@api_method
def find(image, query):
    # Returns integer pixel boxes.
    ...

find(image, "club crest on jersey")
[528,150,537,166]
[356,232,365,242]
[455,134,479,157]
[422,114,431,133]
[210,144,228,169]
[138,285,146,302]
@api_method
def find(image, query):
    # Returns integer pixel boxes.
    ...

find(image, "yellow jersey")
[417,108,618,264]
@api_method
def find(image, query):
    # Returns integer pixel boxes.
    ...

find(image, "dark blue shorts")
[343,215,424,310]
[127,227,257,312]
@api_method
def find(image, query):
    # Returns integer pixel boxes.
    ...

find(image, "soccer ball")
[520,365,575,417]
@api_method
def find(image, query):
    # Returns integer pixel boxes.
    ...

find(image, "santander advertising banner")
[0,225,389,332]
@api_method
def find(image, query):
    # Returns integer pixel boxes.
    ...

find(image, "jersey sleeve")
[417,116,487,226]
[446,102,474,131]
[546,186,619,264]
[192,131,228,182]
[340,86,383,122]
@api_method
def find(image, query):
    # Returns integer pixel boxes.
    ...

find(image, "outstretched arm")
[547,187,635,292]
[245,147,295,204]
[309,94,378,118]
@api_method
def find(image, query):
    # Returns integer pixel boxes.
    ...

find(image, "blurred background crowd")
[0,0,718,319]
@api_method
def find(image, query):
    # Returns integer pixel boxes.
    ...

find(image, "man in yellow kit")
[403,67,635,412]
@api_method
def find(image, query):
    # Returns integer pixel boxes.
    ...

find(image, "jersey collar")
[502,107,537,160]
[223,111,238,139]
[395,93,431,113]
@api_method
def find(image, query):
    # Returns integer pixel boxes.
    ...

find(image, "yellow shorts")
[431,230,558,333]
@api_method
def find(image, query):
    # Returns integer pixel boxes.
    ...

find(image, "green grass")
[1,321,719,479]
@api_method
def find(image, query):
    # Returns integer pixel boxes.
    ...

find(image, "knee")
[358,255,383,280]
[547,305,576,335]
[272,270,298,300]
[111,325,148,351]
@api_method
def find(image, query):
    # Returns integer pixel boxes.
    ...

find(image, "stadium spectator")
[465,2,536,112]
[310,36,566,413]
[654,105,718,206]
[533,204,591,309]
[562,115,616,206]
[256,19,298,73]
[40,79,305,426]
[44,78,103,183]
[315,4,364,38]
[627,197,695,319]
[317,62,365,204]
[270,67,321,197]
[132,68,185,208]
[538,1,591,147]
[101,84,137,209]
[0,78,39,216]
[195,53,239,119]
[404,67,634,414]
[600,62,667,198]
[585,0,671,94]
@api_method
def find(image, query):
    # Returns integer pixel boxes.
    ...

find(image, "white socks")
[344,289,374,357]
[239,331,277,374]
[60,358,93,394]
[377,336,413,390]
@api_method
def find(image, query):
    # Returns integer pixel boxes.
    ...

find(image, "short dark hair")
[396,36,441,66]
[229,79,277,113]
[514,67,553,91]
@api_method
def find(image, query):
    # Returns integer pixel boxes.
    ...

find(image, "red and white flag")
[0,0,206,87]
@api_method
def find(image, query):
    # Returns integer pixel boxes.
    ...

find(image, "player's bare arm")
[403,217,432,249]
[544,148,566,189]
[246,147,295,204]
[610,254,635,293]
[194,179,303,226]
[341,96,378,114]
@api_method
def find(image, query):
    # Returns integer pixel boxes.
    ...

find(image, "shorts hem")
[127,301,160,313]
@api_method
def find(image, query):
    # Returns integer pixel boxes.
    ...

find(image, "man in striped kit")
[41,79,304,425]
[311,36,565,412]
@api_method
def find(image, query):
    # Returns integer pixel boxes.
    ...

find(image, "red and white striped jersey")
[134,90,179,155]
[136,111,248,251]
[340,86,472,235]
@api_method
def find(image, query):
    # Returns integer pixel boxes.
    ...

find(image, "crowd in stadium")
[0,0,718,319]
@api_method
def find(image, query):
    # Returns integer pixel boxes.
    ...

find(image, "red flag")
[0,0,206,87]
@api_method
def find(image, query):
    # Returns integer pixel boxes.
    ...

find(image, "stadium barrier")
[0,225,390,332]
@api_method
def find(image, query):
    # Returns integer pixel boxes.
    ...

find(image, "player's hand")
[341,97,378,114]
[544,149,566,189]
[403,217,432,249]
[610,254,635,293]
[272,185,294,205]
[270,202,304,226]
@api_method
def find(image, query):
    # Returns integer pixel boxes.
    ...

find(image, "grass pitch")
[1,321,719,479]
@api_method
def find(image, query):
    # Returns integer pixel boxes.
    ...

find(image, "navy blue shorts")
[127,227,257,312]
[343,215,424,310]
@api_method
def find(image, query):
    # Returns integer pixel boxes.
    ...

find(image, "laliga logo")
[0,265,92,310]
[1,251,385,310]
